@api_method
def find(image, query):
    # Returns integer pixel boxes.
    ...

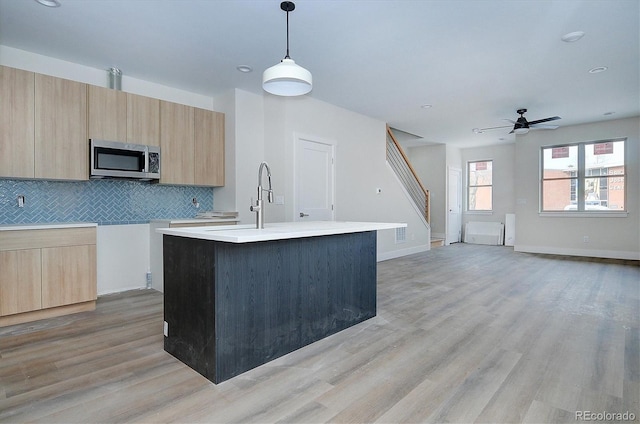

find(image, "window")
[468,160,492,211]
[541,139,626,212]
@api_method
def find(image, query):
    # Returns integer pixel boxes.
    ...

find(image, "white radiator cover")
[464,221,504,245]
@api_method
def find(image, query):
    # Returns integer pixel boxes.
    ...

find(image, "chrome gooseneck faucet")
[250,162,274,229]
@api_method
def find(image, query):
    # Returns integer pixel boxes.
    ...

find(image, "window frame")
[467,159,493,212]
[540,138,627,215]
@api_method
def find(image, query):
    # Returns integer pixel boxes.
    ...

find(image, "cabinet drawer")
[0,227,96,251]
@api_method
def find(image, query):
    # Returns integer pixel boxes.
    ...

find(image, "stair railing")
[386,125,430,223]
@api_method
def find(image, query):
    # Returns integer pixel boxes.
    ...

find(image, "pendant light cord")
[280,1,295,60]
[284,8,290,59]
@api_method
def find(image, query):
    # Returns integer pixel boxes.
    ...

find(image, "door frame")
[293,133,337,221]
[446,166,463,244]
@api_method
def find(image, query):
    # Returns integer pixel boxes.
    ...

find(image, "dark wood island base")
[163,231,377,383]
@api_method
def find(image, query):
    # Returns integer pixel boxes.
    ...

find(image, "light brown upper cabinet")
[35,74,88,180]
[127,93,160,147]
[88,88,160,147]
[0,66,35,178]
[87,85,127,142]
[195,108,225,186]
[2,65,224,185]
[160,102,225,186]
[160,101,195,185]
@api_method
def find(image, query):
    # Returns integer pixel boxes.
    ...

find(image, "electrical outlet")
[163,321,168,337]
[583,236,590,243]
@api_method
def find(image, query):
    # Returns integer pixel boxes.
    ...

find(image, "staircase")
[430,237,445,248]
[386,125,430,225]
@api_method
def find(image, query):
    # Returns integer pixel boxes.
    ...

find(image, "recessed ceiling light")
[420,104,433,109]
[589,66,608,74]
[35,0,61,7]
[561,31,585,42]
[236,65,253,73]
[472,128,483,134]
[603,111,616,116]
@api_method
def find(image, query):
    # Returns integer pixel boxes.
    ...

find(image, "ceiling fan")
[473,109,561,135]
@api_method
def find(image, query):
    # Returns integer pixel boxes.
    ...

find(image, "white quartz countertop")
[0,222,98,231]
[150,217,240,224]
[157,221,406,243]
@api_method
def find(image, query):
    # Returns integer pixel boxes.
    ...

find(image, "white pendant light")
[263,1,312,96]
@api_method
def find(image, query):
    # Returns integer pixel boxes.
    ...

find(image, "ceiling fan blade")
[528,116,561,125]
[530,124,559,130]
[479,125,512,131]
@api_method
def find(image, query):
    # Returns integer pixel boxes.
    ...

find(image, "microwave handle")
[144,146,150,173]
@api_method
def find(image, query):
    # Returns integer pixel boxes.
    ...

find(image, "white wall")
[0,46,213,108]
[224,90,431,260]
[514,117,640,260]
[282,95,430,259]
[97,224,150,294]
[408,144,447,239]
[460,143,516,233]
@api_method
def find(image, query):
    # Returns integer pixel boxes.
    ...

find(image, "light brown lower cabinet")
[0,226,97,327]
[0,249,42,316]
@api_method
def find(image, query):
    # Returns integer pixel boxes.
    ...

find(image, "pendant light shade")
[263,58,312,96]
[263,1,312,96]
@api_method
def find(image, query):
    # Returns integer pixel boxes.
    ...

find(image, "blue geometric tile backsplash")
[0,179,214,226]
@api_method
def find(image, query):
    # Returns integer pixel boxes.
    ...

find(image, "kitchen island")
[158,221,404,383]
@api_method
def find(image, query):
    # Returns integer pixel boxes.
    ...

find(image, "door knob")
[299,212,309,218]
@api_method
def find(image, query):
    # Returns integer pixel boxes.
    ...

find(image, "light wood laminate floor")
[1,244,638,423]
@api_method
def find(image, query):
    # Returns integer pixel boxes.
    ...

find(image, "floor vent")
[395,227,406,244]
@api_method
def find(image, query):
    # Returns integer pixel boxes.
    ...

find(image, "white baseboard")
[378,244,431,262]
[514,244,640,261]
[98,285,148,296]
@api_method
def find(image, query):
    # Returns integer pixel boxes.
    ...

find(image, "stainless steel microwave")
[90,139,160,180]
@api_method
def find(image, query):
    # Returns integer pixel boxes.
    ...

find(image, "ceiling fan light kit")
[263,1,312,96]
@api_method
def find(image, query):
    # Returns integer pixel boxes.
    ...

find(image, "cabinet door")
[35,74,88,180]
[88,85,127,141]
[41,245,97,309]
[0,66,35,178]
[194,108,225,186]
[0,249,42,316]
[160,101,194,185]
[127,93,160,146]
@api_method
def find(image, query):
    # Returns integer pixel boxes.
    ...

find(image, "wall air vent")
[395,227,406,244]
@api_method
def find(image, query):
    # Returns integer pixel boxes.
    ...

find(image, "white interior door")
[295,137,335,221]
[447,167,462,244]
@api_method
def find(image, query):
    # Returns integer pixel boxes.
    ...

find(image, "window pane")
[543,145,578,179]
[586,177,625,210]
[468,186,492,211]
[543,179,575,211]
[586,141,625,175]
[469,161,492,185]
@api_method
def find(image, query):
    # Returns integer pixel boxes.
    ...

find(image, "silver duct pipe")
[108,67,122,90]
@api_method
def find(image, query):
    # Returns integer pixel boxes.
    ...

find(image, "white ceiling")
[1,0,638,148]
